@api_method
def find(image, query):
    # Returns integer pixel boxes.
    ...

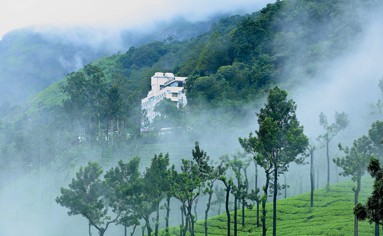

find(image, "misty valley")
[1,0,383,235]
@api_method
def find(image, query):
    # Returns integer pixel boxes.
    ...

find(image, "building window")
[172,93,178,97]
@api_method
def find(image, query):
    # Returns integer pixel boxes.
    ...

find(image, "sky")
[0,0,274,39]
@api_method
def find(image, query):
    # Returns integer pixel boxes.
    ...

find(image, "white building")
[141,72,187,129]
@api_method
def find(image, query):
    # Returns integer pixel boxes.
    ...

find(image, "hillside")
[169,178,376,236]
[0,18,217,107]
[24,0,381,113]
[0,0,381,181]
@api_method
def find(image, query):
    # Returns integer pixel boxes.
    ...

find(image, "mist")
[284,1,383,194]
[0,0,275,39]
[1,0,383,235]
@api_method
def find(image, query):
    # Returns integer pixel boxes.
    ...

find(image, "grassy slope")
[169,178,376,236]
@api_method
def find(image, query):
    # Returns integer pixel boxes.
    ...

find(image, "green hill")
[24,0,381,114]
[168,178,376,236]
[1,0,382,195]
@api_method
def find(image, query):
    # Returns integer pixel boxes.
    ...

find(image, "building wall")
[141,72,187,129]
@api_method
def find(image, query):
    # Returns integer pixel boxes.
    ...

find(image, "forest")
[0,0,383,235]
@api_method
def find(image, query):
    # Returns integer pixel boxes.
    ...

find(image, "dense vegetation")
[0,0,383,235]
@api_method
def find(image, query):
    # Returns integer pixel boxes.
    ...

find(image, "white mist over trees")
[0,0,383,235]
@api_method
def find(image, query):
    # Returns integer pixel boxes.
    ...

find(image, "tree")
[164,165,176,236]
[239,86,308,236]
[172,157,202,236]
[56,162,119,236]
[335,136,373,236]
[369,121,383,161]
[144,153,171,236]
[354,158,383,236]
[239,139,261,227]
[191,142,225,236]
[307,144,316,208]
[218,174,233,236]
[152,98,184,130]
[61,64,108,145]
[221,151,252,235]
[104,157,141,236]
[318,111,349,187]
[101,85,123,144]
[367,120,383,235]
[212,185,225,215]
[132,153,170,236]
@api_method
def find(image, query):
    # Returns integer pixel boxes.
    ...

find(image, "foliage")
[104,157,141,229]
[335,136,373,182]
[335,136,374,235]
[318,111,349,186]
[165,178,376,236]
[240,86,308,236]
[3,0,380,175]
[152,99,185,130]
[56,162,118,236]
[355,158,383,230]
[368,121,383,161]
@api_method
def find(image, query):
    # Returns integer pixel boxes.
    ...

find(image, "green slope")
[169,178,376,236]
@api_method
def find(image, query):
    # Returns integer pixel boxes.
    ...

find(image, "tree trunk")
[89,221,92,236]
[234,195,238,236]
[310,149,314,208]
[180,205,185,236]
[262,172,270,236]
[194,188,200,222]
[243,167,249,227]
[354,176,361,236]
[326,140,330,187]
[257,202,260,228]
[130,224,138,236]
[183,205,189,236]
[375,223,380,236]
[205,185,213,236]
[225,185,231,236]
[316,167,320,189]
[273,167,278,236]
[255,161,260,228]
[165,196,171,236]
[189,203,195,236]
[145,216,152,236]
[242,199,245,227]
[284,174,287,199]
[124,226,127,236]
[155,202,160,236]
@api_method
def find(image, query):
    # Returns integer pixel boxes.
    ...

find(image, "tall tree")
[172,157,202,236]
[318,111,349,187]
[335,136,373,236]
[101,85,123,144]
[239,140,261,227]
[308,144,316,208]
[56,162,119,236]
[354,158,383,236]
[218,175,233,236]
[240,86,308,236]
[368,120,383,234]
[369,121,383,161]
[191,142,226,236]
[212,186,225,215]
[221,151,251,234]
[141,153,170,236]
[104,157,141,236]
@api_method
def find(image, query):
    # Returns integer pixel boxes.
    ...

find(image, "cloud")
[292,5,383,140]
[0,0,275,39]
